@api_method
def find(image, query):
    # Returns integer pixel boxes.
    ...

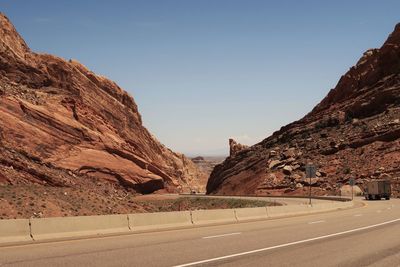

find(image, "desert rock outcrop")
[207,23,400,198]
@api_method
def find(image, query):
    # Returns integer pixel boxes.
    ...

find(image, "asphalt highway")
[1,197,399,267]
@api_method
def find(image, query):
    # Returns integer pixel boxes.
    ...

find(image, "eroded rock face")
[0,13,205,194]
[229,139,248,157]
[207,23,400,198]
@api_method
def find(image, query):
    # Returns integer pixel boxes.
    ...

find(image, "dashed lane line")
[308,220,326,224]
[174,218,400,267]
[202,233,242,239]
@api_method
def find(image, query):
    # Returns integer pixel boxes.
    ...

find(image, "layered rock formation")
[0,13,205,194]
[207,23,400,197]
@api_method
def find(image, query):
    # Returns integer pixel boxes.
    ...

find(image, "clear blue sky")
[2,1,399,156]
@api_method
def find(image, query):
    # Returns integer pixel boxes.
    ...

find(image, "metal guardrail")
[180,193,352,202]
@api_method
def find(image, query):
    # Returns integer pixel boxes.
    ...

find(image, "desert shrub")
[343,167,351,174]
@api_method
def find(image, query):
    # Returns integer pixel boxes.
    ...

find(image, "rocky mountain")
[0,13,205,195]
[207,23,400,198]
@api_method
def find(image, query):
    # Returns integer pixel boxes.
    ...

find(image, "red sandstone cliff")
[0,13,205,194]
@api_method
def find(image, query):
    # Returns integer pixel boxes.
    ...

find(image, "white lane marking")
[308,220,325,224]
[174,218,400,267]
[354,214,363,217]
[202,232,242,239]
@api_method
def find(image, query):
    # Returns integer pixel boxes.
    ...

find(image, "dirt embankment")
[0,185,276,219]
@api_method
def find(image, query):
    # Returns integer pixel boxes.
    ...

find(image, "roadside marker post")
[305,164,316,205]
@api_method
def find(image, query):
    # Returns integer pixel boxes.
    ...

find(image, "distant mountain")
[191,156,226,191]
[0,13,205,194]
[207,23,400,198]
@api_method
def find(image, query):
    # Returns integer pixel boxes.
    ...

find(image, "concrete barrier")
[0,219,32,246]
[309,202,336,213]
[267,204,310,218]
[129,211,192,232]
[30,214,130,241]
[267,201,354,217]
[191,209,237,225]
[308,202,332,213]
[309,201,353,213]
[235,207,268,222]
[0,200,355,246]
[336,201,354,209]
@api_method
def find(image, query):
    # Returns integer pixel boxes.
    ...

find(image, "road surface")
[0,197,399,266]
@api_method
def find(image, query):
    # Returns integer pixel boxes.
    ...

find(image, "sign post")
[306,164,316,206]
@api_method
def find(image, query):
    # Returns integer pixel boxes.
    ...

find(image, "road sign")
[349,178,355,186]
[306,165,316,178]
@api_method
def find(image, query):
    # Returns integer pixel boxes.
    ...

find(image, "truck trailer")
[364,180,391,200]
